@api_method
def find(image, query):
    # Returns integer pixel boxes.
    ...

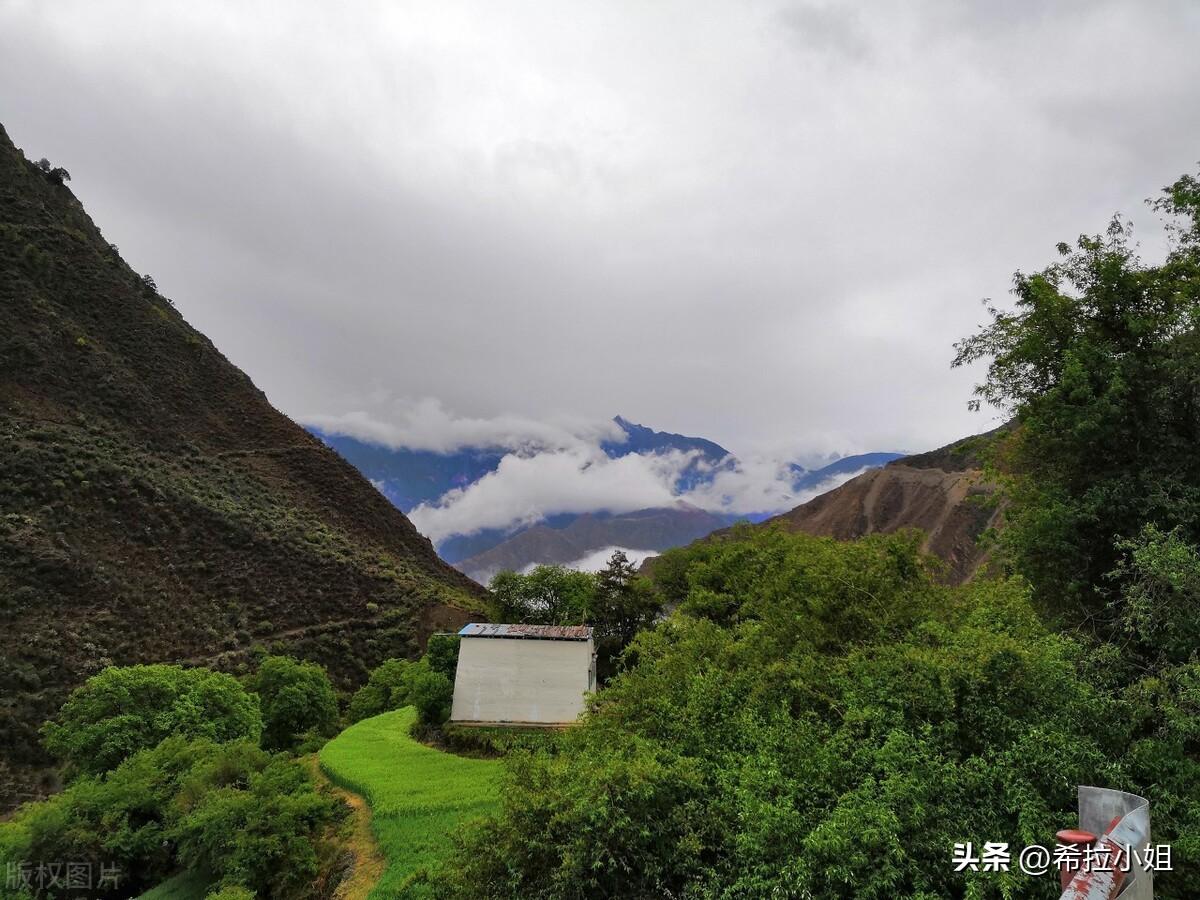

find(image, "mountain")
[456,503,738,584]
[310,415,733,516]
[0,124,484,810]
[790,451,905,490]
[308,433,506,511]
[761,431,1003,583]
[314,419,905,576]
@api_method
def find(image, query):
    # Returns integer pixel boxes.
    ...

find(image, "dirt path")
[307,758,387,900]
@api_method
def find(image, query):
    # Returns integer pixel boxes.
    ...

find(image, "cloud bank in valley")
[315,400,874,543]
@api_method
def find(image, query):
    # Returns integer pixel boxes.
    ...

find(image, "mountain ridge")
[0,123,483,810]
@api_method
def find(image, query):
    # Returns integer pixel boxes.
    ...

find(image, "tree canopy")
[953,172,1200,622]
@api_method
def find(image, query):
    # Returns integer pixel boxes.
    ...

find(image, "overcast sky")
[3,0,1199,460]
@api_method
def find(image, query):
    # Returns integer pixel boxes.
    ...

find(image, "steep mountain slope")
[0,124,484,809]
[457,504,736,584]
[763,431,1003,583]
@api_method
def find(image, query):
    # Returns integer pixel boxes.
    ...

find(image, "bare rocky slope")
[0,124,484,810]
[760,429,1004,583]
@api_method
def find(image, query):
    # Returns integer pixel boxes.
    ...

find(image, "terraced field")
[319,709,500,898]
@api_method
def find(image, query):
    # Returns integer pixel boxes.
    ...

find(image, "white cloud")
[406,430,877,542]
[408,446,687,542]
[302,398,624,454]
[554,547,660,574]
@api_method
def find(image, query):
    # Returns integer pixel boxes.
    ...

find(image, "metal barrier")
[1059,787,1152,900]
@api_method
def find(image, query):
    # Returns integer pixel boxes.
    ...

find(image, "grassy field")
[319,708,500,898]
[136,870,211,900]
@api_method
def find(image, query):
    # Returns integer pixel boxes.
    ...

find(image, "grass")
[136,870,211,900]
[319,708,500,898]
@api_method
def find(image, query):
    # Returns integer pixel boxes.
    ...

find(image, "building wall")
[451,638,594,725]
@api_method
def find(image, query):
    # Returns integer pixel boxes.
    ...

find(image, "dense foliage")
[40,664,262,777]
[1,658,357,900]
[430,528,1199,899]
[953,172,1200,621]
[248,656,340,752]
[348,650,455,728]
[0,736,341,899]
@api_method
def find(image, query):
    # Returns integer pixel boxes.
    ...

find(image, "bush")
[248,657,339,751]
[408,667,454,728]
[41,664,262,777]
[0,738,341,900]
[173,750,342,899]
[346,658,415,723]
[424,633,461,679]
[206,888,256,900]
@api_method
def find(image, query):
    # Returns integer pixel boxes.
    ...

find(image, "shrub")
[424,633,461,680]
[206,888,256,900]
[408,667,454,728]
[41,664,262,777]
[247,657,339,752]
[346,658,415,723]
[429,531,1200,899]
[173,750,342,899]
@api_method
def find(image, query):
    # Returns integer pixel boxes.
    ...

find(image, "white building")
[450,623,596,726]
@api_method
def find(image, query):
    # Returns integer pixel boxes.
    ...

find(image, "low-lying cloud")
[304,397,624,454]
[405,438,874,543]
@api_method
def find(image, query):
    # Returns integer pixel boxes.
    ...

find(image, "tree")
[346,658,416,722]
[33,157,70,184]
[591,550,661,681]
[248,657,339,752]
[953,171,1200,621]
[489,565,596,625]
[41,665,262,778]
[0,737,341,900]
[428,530,1200,899]
[424,633,461,679]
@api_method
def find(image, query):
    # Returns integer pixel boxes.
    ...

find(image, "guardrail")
[1058,787,1152,900]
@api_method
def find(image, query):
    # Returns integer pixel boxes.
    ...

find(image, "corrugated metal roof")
[458,623,594,641]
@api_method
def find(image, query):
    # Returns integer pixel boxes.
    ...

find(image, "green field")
[136,870,211,900]
[319,708,500,898]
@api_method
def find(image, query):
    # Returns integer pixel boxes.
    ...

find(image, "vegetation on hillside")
[0,656,364,900]
[429,529,1199,898]
[0,122,483,809]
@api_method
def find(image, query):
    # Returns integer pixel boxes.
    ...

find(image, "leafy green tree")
[489,565,596,625]
[248,657,339,752]
[424,633,461,679]
[41,664,262,777]
[205,887,256,900]
[172,747,341,899]
[591,550,661,681]
[952,171,1200,620]
[1,737,341,900]
[0,737,218,897]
